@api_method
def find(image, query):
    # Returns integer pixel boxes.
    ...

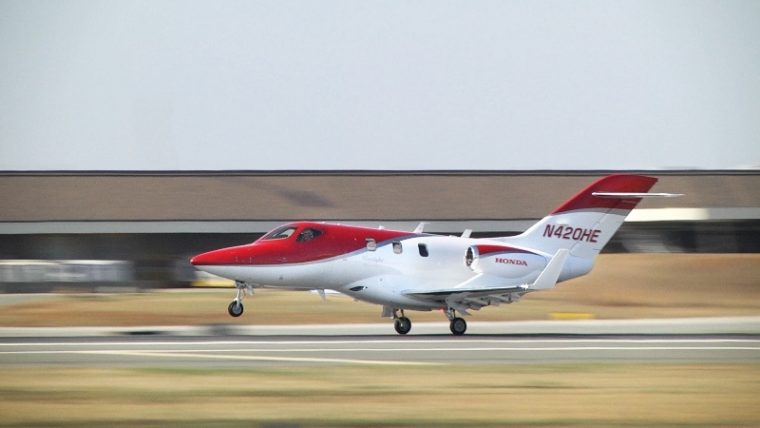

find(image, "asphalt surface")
[1,319,759,367]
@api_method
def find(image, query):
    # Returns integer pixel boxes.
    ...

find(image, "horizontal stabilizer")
[592,192,683,198]
[529,249,569,290]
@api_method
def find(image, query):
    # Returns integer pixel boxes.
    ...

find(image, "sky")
[1,0,759,170]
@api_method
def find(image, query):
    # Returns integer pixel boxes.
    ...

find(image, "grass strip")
[0,363,758,427]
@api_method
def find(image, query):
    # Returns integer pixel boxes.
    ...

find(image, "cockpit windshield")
[262,226,297,240]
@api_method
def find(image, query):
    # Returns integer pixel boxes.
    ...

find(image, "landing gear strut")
[445,308,467,336]
[228,281,253,318]
[392,308,412,335]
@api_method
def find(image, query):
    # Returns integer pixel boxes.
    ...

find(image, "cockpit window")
[263,226,297,240]
[296,228,323,242]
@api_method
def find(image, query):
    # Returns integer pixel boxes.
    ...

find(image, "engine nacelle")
[465,244,546,278]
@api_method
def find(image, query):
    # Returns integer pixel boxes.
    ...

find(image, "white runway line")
[1,346,758,353]
[2,338,760,347]
[93,350,443,366]
[0,349,441,366]
[0,339,760,358]
[1,347,758,355]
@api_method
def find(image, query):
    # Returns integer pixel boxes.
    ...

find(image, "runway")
[2,335,759,367]
[1,319,758,367]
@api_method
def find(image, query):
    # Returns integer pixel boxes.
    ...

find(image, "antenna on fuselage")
[413,222,427,233]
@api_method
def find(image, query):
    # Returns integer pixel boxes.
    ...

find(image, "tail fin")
[503,175,658,259]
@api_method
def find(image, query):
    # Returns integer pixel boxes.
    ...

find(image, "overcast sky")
[1,1,758,170]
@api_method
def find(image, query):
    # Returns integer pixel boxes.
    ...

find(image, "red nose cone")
[190,250,218,266]
[190,251,212,266]
[191,246,247,266]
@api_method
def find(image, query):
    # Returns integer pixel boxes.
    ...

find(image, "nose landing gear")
[228,281,254,318]
[228,300,244,317]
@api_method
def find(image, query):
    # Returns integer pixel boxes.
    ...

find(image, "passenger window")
[392,242,402,254]
[418,243,429,257]
[366,238,377,251]
[296,228,323,242]
[263,226,297,240]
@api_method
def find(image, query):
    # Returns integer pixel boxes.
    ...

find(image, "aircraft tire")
[394,317,412,335]
[228,301,244,317]
[449,317,467,336]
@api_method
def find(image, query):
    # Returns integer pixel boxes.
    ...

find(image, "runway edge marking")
[59,349,444,366]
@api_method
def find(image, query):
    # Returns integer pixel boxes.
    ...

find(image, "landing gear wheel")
[394,317,412,335]
[228,300,244,317]
[449,317,467,336]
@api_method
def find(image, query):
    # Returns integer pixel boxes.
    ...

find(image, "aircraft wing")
[402,249,569,314]
[404,275,528,297]
[402,278,528,314]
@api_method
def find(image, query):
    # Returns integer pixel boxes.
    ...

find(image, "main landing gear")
[228,281,253,318]
[446,308,467,336]
[449,317,467,336]
[393,309,412,335]
[389,307,467,336]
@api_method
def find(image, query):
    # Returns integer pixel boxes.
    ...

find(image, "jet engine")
[465,244,547,278]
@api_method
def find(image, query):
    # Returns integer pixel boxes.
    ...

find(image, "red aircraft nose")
[191,245,250,266]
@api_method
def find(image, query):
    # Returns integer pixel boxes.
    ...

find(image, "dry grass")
[0,254,759,327]
[532,253,760,319]
[0,364,758,427]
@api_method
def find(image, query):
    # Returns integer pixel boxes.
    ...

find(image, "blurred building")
[0,170,758,291]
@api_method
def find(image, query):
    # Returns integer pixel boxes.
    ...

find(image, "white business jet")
[191,174,679,335]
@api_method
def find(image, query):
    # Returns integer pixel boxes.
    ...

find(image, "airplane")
[190,174,680,335]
